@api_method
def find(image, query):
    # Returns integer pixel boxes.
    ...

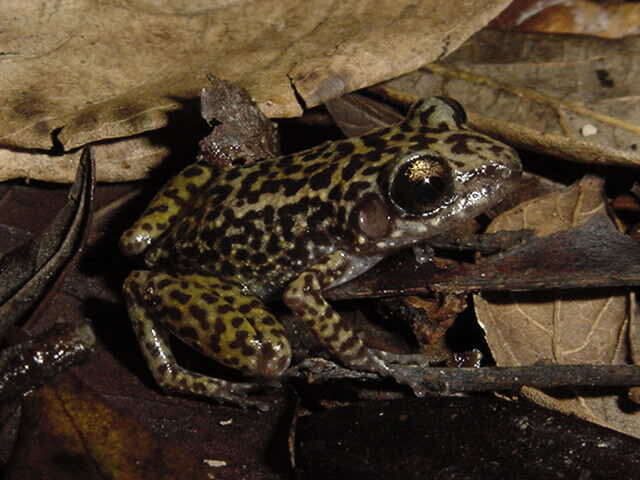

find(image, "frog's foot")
[337,348,426,397]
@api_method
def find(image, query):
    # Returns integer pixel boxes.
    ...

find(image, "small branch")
[421,364,640,394]
[287,358,640,395]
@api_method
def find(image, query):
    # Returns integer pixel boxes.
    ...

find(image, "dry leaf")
[475,176,640,438]
[386,29,640,168]
[0,0,512,182]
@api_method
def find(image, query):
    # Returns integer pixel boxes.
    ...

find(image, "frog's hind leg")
[123,271,291,409]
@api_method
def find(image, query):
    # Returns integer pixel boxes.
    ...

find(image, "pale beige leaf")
[474,176,640,438]
[0,0,511,157]
[0,137,169,183]
[386,30,640,168]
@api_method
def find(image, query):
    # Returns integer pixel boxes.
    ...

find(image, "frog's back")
[151,125,408,296]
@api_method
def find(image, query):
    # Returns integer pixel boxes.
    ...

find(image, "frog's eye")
[388,155,453,215]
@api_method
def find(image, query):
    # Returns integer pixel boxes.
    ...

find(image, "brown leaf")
[474,176,640,438]
[386,29,640,168]
[430,209,640,293]
[0,0,512,182]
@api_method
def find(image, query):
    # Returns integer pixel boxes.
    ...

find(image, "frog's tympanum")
[121,97,521,408]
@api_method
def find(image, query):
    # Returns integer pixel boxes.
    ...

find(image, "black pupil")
[390,159,451,215]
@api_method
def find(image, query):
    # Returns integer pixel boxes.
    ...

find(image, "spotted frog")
[121,97,521,408]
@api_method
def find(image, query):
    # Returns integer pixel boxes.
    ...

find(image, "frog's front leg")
[123,271,291,409]
[283,251,427,396]
[120,161,215,257]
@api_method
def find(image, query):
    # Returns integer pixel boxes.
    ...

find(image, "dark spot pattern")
[446,133,492,155]
[341,155,365,181]
[343,181,370,201]
[169,289,191,305]
[231,317,243,328]
[189,304,209,329]
[183,166,204,178]
[217,304,233,314]
[309,165,337,190]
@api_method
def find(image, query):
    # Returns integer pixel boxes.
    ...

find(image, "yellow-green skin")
[120,97,521,409]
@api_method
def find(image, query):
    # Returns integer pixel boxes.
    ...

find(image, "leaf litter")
[475,176,640,439]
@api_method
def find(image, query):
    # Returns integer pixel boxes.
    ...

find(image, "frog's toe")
[248,341,292,378]
[366,349,432,397]
[389,368,429,398]
[225,382,274,411]
[371,350,434,368]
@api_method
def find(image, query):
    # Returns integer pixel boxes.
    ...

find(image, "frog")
[120,96,521,409]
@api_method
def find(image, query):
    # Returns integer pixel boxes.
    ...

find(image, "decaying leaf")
[474,176,640,438]
[386,29,640,168]
[0,0,512,182]
[198,76,280,168]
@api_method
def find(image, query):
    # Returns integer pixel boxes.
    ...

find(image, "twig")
[288,358,640,395]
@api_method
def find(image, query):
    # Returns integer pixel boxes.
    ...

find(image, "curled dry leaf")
[0,148,94,339]
[0,0,512,182]
[386,29,640,168]
[429,210,640,293]
[474,176,640,438]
